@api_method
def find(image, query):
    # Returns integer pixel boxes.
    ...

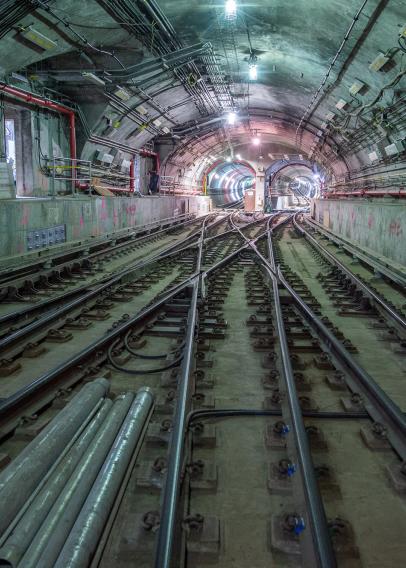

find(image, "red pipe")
[325,190,406,198]
[140,149,160,173]
[0,82,77,183]
[1,83,163,191]
[129,156,135,193]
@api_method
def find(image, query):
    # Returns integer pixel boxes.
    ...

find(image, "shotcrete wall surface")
[0,195,211,260]
[311,199,406,267]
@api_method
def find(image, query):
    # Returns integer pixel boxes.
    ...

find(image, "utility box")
[244,189,256,212]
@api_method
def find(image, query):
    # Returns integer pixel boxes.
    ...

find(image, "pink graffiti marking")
[389,220,402,237]
[21,205,29,226]
[125,205,137,215]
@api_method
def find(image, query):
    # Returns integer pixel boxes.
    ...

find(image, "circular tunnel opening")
[265,161,325,210]
[206,160,256,208]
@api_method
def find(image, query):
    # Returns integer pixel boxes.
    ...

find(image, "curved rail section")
[304,216,406,288]
[231,213,336,567]
[242,218,406,460]
[294,214,406,333]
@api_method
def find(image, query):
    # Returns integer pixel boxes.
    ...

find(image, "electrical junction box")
[384,140,405,156]
[27,225,66,251]
[349,79,365,95]
[153,119,162,127]
[369,52,390,71]
[335,99,348,110]
[162,126,171,134]
[136,105,148,115]
[325,111,336,121]
[114,86,131,101]
[94,151,114,166]
[368,150,381,162]
[320,121,328,129]
[316,130,323,137]
[119,159,131,172]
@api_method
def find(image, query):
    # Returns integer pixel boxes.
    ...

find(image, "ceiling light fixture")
[225,0,237,19]
[20,26,57,50]
[227,111,236,125]
[82,72,106,87]
[249,64,258,81]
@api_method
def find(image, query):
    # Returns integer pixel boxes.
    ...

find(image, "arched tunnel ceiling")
[0,0,405,185]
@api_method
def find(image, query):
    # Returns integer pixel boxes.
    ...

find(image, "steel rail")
[0,215,224,351]
[248,220,406,459]
[0,214,205,327]
[0,270,199,419]
[154,215,272,566]
[0,214,196,286]
[293,214,406,332]
[234,214,336,567]
[153,216,210,568]
[304,216,406,288]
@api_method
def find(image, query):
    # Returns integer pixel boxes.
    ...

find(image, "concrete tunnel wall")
[311,199,406,267]
[0,195,211,260]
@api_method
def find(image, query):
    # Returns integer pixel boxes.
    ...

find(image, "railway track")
[0,212,404,568]
[0,214,202,305]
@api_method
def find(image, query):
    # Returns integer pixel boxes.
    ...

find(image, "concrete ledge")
[311,198,406,267]
[0,195,211,259]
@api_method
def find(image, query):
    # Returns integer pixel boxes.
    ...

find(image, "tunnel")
[0,1,405,567]
[205,160,256,207]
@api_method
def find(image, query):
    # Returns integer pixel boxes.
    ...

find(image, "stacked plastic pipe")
[0,378,154,568]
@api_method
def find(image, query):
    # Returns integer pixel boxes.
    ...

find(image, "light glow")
[225,0,237,18]
[249,64,258,81]
[252,137,260,146]
[236,154,241,160]
[227,111,236,125]
[226,156,232,162]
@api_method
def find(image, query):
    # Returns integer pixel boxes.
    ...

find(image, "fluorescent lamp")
[225,0,237,19]
[82,72,106,87]
[21,26,57,50]
[249,64,257,81]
